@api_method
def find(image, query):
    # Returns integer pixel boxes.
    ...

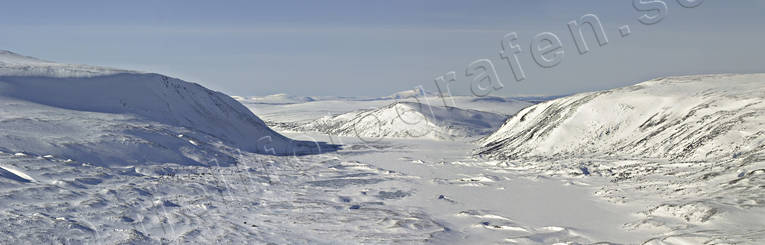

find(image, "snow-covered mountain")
[478,73,765,161]
[232,93,318,105]
[240,95,532,124]
[0,50,133,77]
[0,50,332,166]
[300,102,508,140]
[443,96,533,116]
[2,52,763,244]
[383,88,435,100]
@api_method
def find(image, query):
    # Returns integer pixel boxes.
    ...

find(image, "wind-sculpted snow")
[474,74,765,243]
[300,102,508,140]
[3,50,763,243]
[479,73,765,161]
[0,51,335,166]
[0,146,449,244]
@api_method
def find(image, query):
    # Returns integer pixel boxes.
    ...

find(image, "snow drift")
[0,50,334,166]
[478,74,765,161]
[301,102,508,140]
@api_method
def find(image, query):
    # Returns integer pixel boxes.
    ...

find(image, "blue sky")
[2,1,764,97]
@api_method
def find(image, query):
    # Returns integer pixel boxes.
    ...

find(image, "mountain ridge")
[478,73,765,161]
[299,101,508,140]
[0,51,334,166]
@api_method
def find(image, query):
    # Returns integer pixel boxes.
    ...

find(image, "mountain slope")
[239,95,532,125]
[0,51,332,166]
[301,102,508,140]
[478,73,765,161]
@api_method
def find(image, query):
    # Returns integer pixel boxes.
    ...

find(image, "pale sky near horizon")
[1,1,764,97]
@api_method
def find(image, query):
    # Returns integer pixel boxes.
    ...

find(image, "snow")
[384,87,434,99]
[237,92,532,138]
[233,93,317,105]
[0,51,334,166]
[296,102,508,140]
[0,50,134,77]
[240,94,532,122]
[0,164,36,182]
[479,73,765,161]
[1,50,762,244]
[476,73,765,243]
[280,132,654,244]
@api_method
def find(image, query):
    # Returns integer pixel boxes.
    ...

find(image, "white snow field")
[0,50,332,167]
[478,73,765,244]
[236,90,532,124]
[297,102,508,140]
[479,73,765,161]
[1,50,764,244]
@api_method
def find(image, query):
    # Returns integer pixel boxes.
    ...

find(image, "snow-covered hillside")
[299,102,507,140]
[0,51,331,166]
[478,74,765,161]
[475,74,765,243]
[2,55,763,243]
[238,93,532,123]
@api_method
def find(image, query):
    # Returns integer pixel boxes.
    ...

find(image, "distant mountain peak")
[0,50,54,64]
[300,101,508,140]
[0,50,135,78]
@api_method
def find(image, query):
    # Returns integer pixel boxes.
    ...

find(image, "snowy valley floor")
[1,52,763,244]
[3,131,761,244]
